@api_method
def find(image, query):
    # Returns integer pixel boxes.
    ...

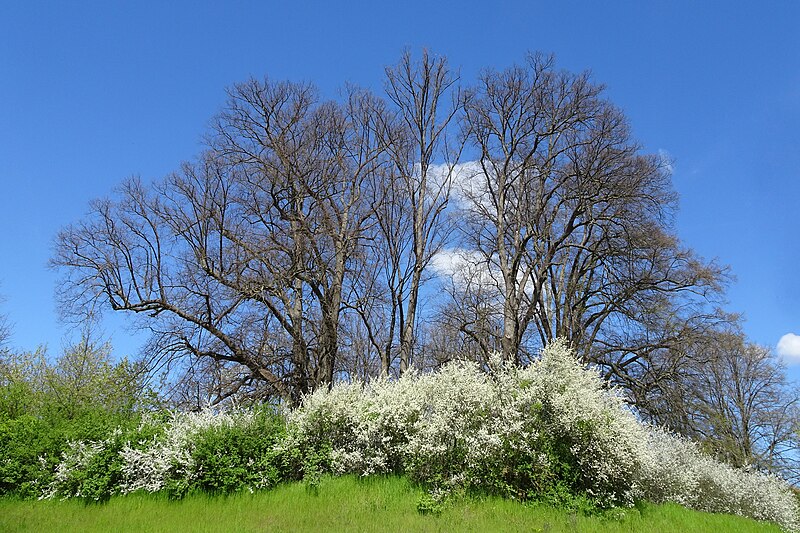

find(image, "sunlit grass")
[0,476,784,533]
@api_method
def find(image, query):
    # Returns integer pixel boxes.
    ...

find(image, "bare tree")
[687,334,799,481]
[433,251,505,365]
[209,80,389,397]
[383,50,461,373]
[457,53,611,363]
[54,80,390,406]
[450,53,726,375]
[349,51,461,376]
[0,317,9,352]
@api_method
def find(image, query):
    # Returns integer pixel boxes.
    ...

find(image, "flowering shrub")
[287,340,799,529]
[118,409,254,496]
[636,428,799,531]
[513,343,648,507]
[288,340,648,509]
[43,430,121,501]
[42,417,165,502]
[0,408,150,500]
[37,407,287,501]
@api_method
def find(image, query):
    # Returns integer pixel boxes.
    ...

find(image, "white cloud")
[429,248,465,278]
[430,247,542,302]
[427,161,487,209]
[431,248,496,288]
[776,333,800,364]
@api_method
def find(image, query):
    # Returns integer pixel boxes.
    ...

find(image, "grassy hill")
[0,476,784,533]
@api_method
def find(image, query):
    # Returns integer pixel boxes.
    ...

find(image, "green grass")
[0,476,784,533]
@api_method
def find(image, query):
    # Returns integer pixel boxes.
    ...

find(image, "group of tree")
[36,51,798,482]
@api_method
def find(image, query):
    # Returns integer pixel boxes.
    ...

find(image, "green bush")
[44,414,163,502]
[189,408,285,495]
[0,337,158,500]
[0,415,61,498]
[0,408,152,500]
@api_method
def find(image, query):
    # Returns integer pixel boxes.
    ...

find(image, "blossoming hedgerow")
[40,341,800,531]
[287,340,799,530]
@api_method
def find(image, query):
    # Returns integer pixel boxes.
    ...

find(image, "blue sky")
[1,1,798,377]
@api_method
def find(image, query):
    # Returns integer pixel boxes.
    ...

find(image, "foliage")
[0,348,47,420]
[0,406,152,500]
[0,336,155,423]
[0,335,157,501]
[0,415,61,498]
[188,407,285,494]
[39,338,151,419]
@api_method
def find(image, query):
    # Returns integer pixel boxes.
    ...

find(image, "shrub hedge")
[1,341,796,531]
